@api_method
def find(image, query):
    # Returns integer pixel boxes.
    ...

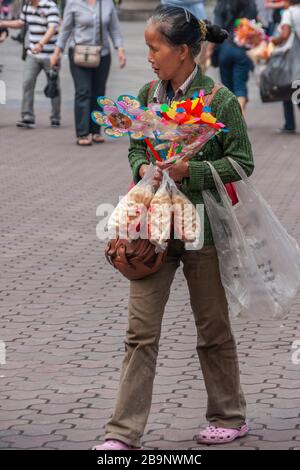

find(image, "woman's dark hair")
[148,5,228,58]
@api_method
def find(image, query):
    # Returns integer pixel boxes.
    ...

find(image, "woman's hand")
[117,48,126,69]
[139,164,163,186]
[50,48,61,68]
[156,160,189,183]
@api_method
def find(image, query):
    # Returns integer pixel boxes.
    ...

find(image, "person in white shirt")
[271,0,300,133]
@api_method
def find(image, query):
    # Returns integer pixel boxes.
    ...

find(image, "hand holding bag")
[73,0,103,68]
[105,165,168,281]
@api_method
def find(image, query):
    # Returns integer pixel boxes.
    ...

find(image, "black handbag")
[260,11,300,103]
[44,67,60,99]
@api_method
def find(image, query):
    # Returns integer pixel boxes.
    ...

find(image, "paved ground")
[0,22,300,450]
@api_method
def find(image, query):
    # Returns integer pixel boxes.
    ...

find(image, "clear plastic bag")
[108,164,157,241]
[203,157,300,318]
[148,171,173,252]
[166,172,201,244]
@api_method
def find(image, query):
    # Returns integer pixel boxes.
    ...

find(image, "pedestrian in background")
[0,0,61,128]
[210,0,257,114]
[51,0,126,146]
[255,0,274,34]
[270,0,300,133]
[265,0,286,33]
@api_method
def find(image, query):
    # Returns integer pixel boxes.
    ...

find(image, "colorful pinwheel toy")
[91,90,228,163]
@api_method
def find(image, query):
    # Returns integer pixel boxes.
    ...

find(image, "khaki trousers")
[105,240,246,447]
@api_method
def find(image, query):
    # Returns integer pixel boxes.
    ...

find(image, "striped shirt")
[20,0,60,59]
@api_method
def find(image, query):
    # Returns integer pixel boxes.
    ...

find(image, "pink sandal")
[197,423,249,445]
[92,439,141,451]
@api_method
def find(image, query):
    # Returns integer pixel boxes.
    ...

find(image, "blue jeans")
[219,42,253,99]
[283,100,300,131]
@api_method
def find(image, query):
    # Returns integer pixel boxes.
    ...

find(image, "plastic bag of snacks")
[108,164,156,241]
[148,171,173,252]
[166,172,201,244]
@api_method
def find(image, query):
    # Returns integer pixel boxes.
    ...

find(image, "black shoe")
[276,127,296,134]
[16,119,35,129]
[51,120,60,128]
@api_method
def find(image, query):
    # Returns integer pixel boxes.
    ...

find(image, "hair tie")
[199,20,208,41]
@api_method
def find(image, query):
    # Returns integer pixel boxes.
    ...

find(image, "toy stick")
[145,138,162,162]
[167,142,175,160]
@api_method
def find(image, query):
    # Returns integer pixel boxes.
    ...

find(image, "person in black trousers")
[68,50,111,142]
[51,0,126,146]
[212,0,258,114]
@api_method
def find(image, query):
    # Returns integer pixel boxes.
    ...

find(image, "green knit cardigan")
[128,69,254,246]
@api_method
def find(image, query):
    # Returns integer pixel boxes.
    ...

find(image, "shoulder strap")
[99,0,103,45]
[146,80,157,104]
[204,84,224,148]
[203,84,224,107]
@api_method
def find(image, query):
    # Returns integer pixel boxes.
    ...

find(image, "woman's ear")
[178,44,190,61]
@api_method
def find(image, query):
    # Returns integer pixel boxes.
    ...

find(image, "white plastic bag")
[203,157,300,318]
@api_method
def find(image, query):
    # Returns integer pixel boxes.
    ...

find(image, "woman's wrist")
[183,161,190,178]
[139,163,149,179]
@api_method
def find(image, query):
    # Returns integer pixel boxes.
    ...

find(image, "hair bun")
[203,20,228,44]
